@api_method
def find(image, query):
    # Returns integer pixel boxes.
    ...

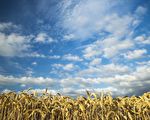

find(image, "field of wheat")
[0,90,149,120]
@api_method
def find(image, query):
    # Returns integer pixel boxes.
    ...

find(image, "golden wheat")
[0,91,149,120]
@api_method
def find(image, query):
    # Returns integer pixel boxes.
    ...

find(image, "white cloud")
[24,53,61,59]
[103,39,134,58]
[1,89,12,93]
[135,35,150,44]
[124,49,147,60]
[63,63,75,71]
[89,58,101,66]
[103,13,134,37]
[0,75,57,87]
[0,63,150,96]
[136,60,150,65]
[62,0,112,39]
[59,64,150,96]
[0,32,32,57]
[83,37,134,59]
[0,22,18,31]
[25,52,46,58]
[63,34,75,41]
[60,1,149,96]
[51,86,118,97]
[20,84,26,87]
[103,65,150,95]
[60,77,93,88]
[75,87,118,96]
[25,67,34,76]
[0,23,56,58]
[83,45,101,59]
[49,50,53,53]
[35,32,54,43]
[32,62,37,65]
[52,64,63,68]
[48,55,61,59]
[135,6,147,15]
[134,66,150,80]
[52,63,76,71]
[102,64,129,74]
[62,0,139,40]
[78,63,130,78]
[36,33,47,42]
[0,23,50,58]
[63,54,83,61]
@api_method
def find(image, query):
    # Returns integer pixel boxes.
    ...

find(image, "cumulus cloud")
[102,38,134,58]
[60,87,118,97]
[25,67,34,76]
[0,32,32,57]
[61,0,141,40]
[35,32,55,43]
[24,52,46,58]
[0,23,52,58]
[124,49,147,60]
[0,25,56,57]
[89,58,102,66]
[32,62,37,66]
[63,54,83,61]
[0,75,58,87]
[52,63,77,71]
[78,63,130,77]
[0,22,18,31]
[62,0,113,39]
[113,66,150,96]
[63,64,74,71]
[61,66,150,96]
[48,55,61,59]
[60,77,94,88]
[0,22,42,57]
[83,45,101,59]
[136,60,150,65]
[102,13,134,37]
[27,65,150,96]
[59,64,150,96]
[0,63,150,97]
[1,89,12,93]
[83,36,134,59]
[135,6,147,15]
[52,64,63,68]
[135,35,150,44]
[63,34,75,41]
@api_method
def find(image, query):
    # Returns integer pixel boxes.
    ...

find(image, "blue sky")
[0,0,150,97]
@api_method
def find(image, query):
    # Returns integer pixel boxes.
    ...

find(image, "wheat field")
[0,90,149,120]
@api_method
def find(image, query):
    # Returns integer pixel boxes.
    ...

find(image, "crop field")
[0,91,149,120]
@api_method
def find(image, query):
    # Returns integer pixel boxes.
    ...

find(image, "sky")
[0,0,150,97]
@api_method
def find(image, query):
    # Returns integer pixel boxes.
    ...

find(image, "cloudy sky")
[0,0,150,97]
